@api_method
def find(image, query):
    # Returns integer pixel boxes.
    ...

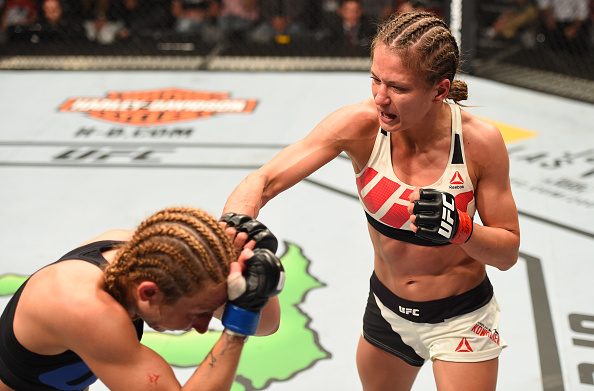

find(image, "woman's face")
[142,282,227,334]
[370,43,438,133]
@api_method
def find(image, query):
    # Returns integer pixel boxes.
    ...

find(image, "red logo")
[59,88,258,126]
[471,322,501,345]
[455,338,473,352]
[450,171,464,185]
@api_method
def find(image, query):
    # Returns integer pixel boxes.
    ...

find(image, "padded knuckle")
[220,214,279,253]
[419,188,440,200]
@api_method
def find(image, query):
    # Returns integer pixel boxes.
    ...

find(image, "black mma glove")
[412,188,473,245]
[220,213,278,253]
[222,248,285,336]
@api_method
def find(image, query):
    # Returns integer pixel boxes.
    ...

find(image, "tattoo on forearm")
[208,333,241,367]
[208,349,217,367]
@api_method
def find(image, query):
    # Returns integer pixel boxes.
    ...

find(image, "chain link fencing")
[1,0,593,102]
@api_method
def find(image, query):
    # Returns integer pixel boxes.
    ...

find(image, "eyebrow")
[370,71,399,87]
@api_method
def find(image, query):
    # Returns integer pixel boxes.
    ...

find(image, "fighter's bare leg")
[433,358,499,391]
[356,335,422,391]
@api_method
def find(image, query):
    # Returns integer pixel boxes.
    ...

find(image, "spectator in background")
[250,0,309,44]
[484,0,539,40]
[380,0,444,20]
[537,0,590,55]
[36,0,85,41]
[77,0,123,44]
[323,0,391,22]
[83,7,123,43]
[171,0,222,42]
[77,0,108,21]
[217,0,259,41]
[360,0,393,21]
[1,0,37,33]
[114,0,173,40]
[325,0,376,54]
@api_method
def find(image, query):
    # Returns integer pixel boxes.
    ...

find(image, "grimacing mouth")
[381,111,397,120]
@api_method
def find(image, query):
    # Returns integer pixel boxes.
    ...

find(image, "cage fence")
[1,0,593,103]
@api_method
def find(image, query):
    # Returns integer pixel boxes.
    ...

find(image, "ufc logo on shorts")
[438,194,455,239]
[399,306,420,316]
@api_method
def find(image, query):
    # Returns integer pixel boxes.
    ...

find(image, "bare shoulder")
[461,110,504,142]
[80,229,134,246]
[17,254,130,355]
[334,98,378,129]
[59,288,138,359]
[460,110,507,157]
[316,98,379,149]
[460,109,511,181]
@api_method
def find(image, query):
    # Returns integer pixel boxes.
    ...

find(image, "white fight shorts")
[362,272,507,366]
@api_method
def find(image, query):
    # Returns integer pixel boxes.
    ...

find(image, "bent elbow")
[255,298,281,336]
[498,249,520,271]
[256,318,280,336]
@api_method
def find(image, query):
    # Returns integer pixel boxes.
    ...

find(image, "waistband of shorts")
[370,271,493,324]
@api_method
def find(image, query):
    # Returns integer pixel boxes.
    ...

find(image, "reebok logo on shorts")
[455,338,473,352]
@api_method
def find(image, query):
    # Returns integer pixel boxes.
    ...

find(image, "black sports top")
[0,241,144,391]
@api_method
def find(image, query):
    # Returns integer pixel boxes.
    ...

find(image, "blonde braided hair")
[103,207,235,306]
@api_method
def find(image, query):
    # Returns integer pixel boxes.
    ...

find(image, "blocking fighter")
[0,207,284,391]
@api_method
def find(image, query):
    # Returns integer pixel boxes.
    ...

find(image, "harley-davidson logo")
[59,88,258,126]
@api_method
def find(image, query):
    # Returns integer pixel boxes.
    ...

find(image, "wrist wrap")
[222,303,261,336]
[413,188,473,245]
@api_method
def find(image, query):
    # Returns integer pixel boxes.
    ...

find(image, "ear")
[433,79,450,103]
[137,281,164,305]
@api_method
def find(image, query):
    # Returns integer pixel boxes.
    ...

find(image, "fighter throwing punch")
[0,207,284,391]
[222,11,520,391]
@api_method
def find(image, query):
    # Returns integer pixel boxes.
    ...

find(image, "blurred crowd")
[0,0,592,58]
[481,0,593,57]
[0,0,442,51]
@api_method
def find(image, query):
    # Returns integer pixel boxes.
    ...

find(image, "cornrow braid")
[136,214,229,279]
[375,11,426,49]
[371,11,468,103]
[103,207,235,306]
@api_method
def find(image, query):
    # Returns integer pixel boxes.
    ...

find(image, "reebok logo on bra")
[450,171,464,185]
[449,171,465,190]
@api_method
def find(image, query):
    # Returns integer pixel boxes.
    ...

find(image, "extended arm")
[223,101,377,217]
[223,136,342,217]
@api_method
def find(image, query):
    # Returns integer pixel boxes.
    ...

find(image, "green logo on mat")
[0,242,330,390]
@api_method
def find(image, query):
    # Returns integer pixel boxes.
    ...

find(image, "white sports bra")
[355,102,475,246]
